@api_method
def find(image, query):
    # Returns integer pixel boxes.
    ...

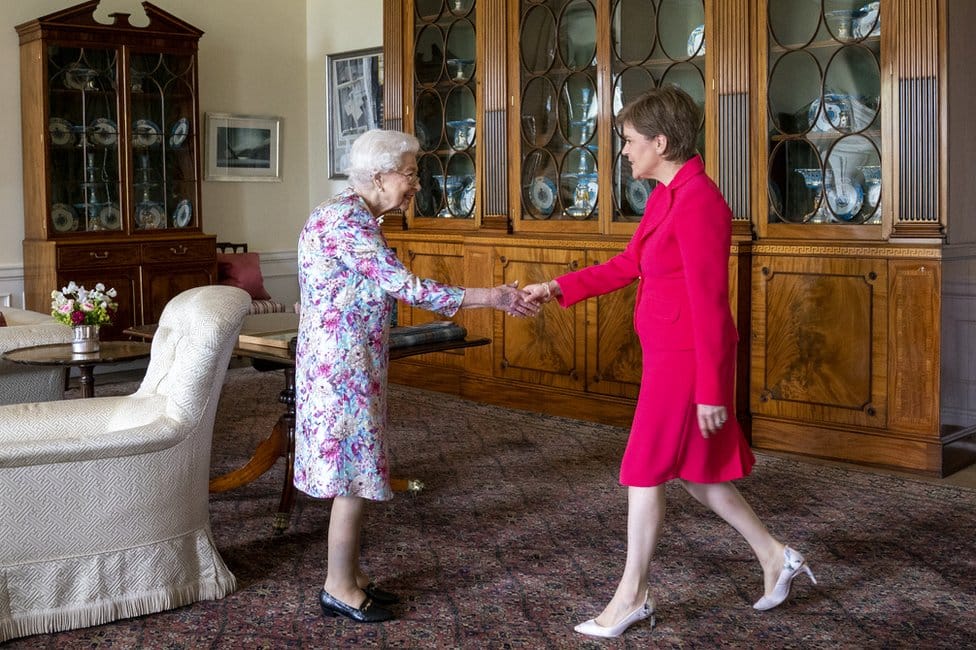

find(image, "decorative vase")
[71,324,100,354]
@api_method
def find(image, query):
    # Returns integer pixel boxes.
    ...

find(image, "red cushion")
[216,252,272,300]
[0,311,6,327]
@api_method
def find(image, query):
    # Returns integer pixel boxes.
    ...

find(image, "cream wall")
[0,0,382,308]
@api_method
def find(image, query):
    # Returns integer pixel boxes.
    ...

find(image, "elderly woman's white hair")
[346,129,420,187]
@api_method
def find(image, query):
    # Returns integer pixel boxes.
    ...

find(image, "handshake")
[487,281,560,318]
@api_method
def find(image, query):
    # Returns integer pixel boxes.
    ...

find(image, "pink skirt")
[620,347,754,486]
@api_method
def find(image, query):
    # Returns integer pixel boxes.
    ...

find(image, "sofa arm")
[0,394,188,468]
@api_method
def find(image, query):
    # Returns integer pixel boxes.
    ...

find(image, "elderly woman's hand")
[459,282,540,317]
[492,282,541,318]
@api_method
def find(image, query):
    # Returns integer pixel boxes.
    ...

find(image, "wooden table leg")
[209,367,297,536]
[272,367,296,534]
[78,364,95,398]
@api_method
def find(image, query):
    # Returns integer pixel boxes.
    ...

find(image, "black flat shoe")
[363,582,400,605]
[319,589,393,623]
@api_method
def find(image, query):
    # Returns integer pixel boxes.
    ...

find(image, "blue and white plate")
[626,178,651,215]
[808,94,852,132]
[687,24,705,57]
[90,117,118,147]
[169,118,189,149]
[529,176,556,215]
[49,118,74,146]
[853,1,880,38]
[458,184,475,216]
[51,203,78,232]
[172,199,193,227]
[136,201,165,229]
[98,203,121,230]
[132,119,162,148]
[826,180,864,221]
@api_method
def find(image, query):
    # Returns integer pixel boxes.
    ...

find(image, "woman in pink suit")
[523,86,815,638]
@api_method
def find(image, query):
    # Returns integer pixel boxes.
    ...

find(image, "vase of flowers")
[50,281,118,353]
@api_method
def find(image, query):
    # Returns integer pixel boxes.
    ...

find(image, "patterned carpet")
[10,366,976,649]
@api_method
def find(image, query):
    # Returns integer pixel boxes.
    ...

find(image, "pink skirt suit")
[554,156,754,486]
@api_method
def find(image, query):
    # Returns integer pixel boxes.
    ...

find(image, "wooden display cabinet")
[17,1,215,338]
[383,0,976,475]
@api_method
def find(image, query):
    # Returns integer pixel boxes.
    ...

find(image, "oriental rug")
[10,366,976,649]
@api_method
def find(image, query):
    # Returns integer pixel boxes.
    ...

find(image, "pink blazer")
[555,156,737,406]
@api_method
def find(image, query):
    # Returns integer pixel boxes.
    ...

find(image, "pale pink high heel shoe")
[574,591,656,638]
[753,546,817,611]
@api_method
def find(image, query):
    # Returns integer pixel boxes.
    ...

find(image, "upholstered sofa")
[0,307,72,405]
[0,285,251,642]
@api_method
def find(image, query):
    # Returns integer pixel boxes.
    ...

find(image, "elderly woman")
[523,86,815,637]
[295,129,538,623]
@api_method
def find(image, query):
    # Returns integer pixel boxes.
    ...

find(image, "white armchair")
[0,285,251,642]
[0,307,72,405]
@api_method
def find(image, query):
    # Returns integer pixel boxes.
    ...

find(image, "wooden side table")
[1,341,151,398]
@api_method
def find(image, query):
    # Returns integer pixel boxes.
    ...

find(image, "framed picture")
[205,113,282,182]
[326,47,384,179]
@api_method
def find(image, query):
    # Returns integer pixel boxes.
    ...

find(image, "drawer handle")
[170,245,188,255]
[89,251,109,260]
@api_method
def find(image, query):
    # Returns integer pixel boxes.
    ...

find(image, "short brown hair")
[616,85,701,163]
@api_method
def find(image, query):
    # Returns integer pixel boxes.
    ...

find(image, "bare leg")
[594,485,665,626]
[324,495,369,606]
[679,480,785,596]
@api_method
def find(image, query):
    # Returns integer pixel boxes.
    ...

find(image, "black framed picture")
[326,47,383,179]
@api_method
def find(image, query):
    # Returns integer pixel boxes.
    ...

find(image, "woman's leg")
[594,485,666,626]
[679,480,785,595]
[324,495,368,605]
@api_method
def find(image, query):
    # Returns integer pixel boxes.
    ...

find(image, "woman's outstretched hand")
[492,281,540,318]
[460,282,540,317]
[522,281,559,305]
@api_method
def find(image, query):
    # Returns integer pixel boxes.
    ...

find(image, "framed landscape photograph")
[326,47,384,179]
[205,113,281,182]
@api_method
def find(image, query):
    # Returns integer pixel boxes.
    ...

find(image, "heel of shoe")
[801,563,817,585]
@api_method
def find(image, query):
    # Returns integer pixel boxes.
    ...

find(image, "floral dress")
[294,188,464,501]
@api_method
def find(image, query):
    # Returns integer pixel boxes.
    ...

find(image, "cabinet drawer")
[141,240,215,263]
[58,244,141,269]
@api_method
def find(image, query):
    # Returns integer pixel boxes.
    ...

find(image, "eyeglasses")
[390,170,420,185]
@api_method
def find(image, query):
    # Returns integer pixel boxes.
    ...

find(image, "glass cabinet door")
[129,51,198,231]
[610,0,705,223]
[46,45,122,235]
[515,0,706,230]
[766,0,882,227]
[412,0,477,222]
[518,0,598,223]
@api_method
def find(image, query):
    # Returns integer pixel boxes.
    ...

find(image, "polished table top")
[1,340,151,367]
[126,312,489,365]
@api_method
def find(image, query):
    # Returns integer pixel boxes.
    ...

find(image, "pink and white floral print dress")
[294,189,464,501]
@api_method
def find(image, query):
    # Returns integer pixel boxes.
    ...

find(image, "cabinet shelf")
[770,34,880,54]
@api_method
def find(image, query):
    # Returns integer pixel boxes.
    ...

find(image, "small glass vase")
[71,324,100,354]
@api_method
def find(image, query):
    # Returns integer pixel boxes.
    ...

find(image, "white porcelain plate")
[529,176,556,216]
[169,117,189,148]
[49,118,74,146]
[687,24,705,57]
[136,201,165,229]
[90,118,118,147]
[98,203,121,230]
[172,199,193,227]
[51,203,78,232]
[826,180,864,221]
[626,178,651,215]
[132,119,162,148]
